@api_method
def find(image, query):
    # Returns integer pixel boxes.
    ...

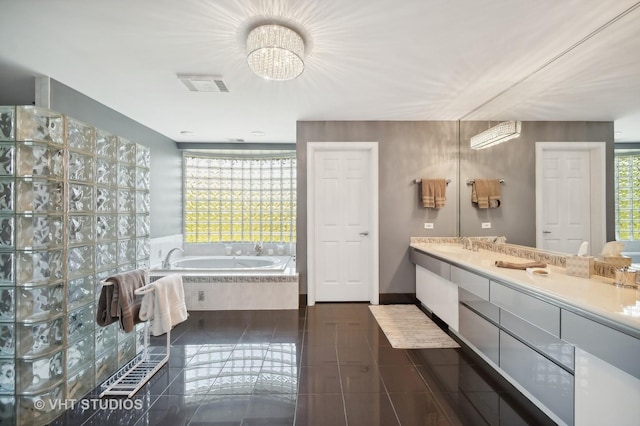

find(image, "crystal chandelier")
[247,24,305,81]
[470,121,522,149]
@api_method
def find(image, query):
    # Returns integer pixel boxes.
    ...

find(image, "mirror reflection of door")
[540,150,591,254]
[536,142,607,255]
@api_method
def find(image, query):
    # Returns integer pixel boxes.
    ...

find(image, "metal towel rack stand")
[99,280,170,398]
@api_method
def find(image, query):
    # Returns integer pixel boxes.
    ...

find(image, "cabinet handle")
[359,231,369,236]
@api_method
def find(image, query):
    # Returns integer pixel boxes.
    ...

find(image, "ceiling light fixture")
[470,121,522,150]
[247,24,304,81]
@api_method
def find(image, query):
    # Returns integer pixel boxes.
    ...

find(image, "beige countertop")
[410,243,640,335]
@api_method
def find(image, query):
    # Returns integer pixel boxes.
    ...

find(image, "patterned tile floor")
[51,303,555,425]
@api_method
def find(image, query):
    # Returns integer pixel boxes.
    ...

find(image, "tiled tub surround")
[0,106,151,425]
[410,239,640,425]
[151,257,298,311]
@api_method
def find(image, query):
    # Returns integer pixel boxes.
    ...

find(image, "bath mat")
[369,304,459,349]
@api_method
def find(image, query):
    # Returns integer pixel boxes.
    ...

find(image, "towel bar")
[98,276,171,398]
[414,178,451,184]
[466,179,504,185]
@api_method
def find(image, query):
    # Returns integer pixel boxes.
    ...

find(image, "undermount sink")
[430,245,467,254]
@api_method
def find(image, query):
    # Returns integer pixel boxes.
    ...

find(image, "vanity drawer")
[459,288,499,323]
[410,249,451,280]
[459,303,499,365]
[500,309,574,371]
[490,280,560,337]
[500,331,574,426]
[561,309,640,380]
[451,266,489,300]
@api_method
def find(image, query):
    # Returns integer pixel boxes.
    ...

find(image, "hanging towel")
[488,179,502,208]
[472,179,490,208]
[96,282,117,327]
[421,179,435,208]
[139,274,188,336]
[100,270,146,333]
[434,179,447,209]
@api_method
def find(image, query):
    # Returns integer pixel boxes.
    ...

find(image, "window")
[184,153,296,243]
[614,150,640,241]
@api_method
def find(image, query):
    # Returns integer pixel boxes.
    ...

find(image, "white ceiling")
[1,0,639,143]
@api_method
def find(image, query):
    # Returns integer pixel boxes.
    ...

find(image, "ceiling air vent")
[178,74,229,92]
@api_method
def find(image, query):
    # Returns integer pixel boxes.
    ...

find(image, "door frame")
[306,141,379,306]
[535,142,606,254]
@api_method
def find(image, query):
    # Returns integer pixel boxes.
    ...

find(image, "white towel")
[139,274,188,336]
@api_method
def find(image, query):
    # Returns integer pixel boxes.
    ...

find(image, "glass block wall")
[184,155,296,244]
[0,106,151,425]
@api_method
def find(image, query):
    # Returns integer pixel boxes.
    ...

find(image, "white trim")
[306,142,379,306]
[535,142,606,254]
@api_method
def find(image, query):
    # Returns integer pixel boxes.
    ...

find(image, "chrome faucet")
[254,241,263,256]
[459,237,473,250]
[162,247,183,269]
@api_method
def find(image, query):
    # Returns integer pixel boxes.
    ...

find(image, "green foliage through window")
[184,154,296,243]
[614,151,640,241]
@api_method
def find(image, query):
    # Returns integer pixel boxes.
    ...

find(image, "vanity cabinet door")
[500,331,574,426]
[451,265,490,300]
[459,303,499,365]
[416,265,458,331]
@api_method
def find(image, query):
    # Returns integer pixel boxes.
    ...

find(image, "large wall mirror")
[457,121,614,256]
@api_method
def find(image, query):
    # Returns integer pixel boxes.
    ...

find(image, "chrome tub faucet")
[162,247,184,269]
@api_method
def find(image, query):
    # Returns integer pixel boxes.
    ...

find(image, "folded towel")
[495,260,547,270]
[488,179,501,208]
[104,270,146,333]
[421,179,435,208]
[434,179,447,209]
[139,274,188,336]
[96,283,117,327]
[472,179,489,208]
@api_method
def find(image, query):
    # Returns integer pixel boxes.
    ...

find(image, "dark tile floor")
[52,303,556,425]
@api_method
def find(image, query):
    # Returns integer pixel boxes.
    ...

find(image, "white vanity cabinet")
[411,249,458,330]
[410,244,640,426]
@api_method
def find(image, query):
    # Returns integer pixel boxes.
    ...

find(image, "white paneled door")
[540,149,591,254]
[307,142,378,304]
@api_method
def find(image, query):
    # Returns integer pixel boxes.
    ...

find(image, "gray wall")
[459,121,615,246]
[297,121,460,295]
[297,120,614,296]
[48,80,183,238]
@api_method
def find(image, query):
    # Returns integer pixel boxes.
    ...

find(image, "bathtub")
[150,255,298,310]
[167,255,289,272]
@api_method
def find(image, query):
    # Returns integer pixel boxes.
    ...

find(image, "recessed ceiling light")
[250,131,265,137]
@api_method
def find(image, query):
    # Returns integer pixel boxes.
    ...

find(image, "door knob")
[359,231,369,236]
